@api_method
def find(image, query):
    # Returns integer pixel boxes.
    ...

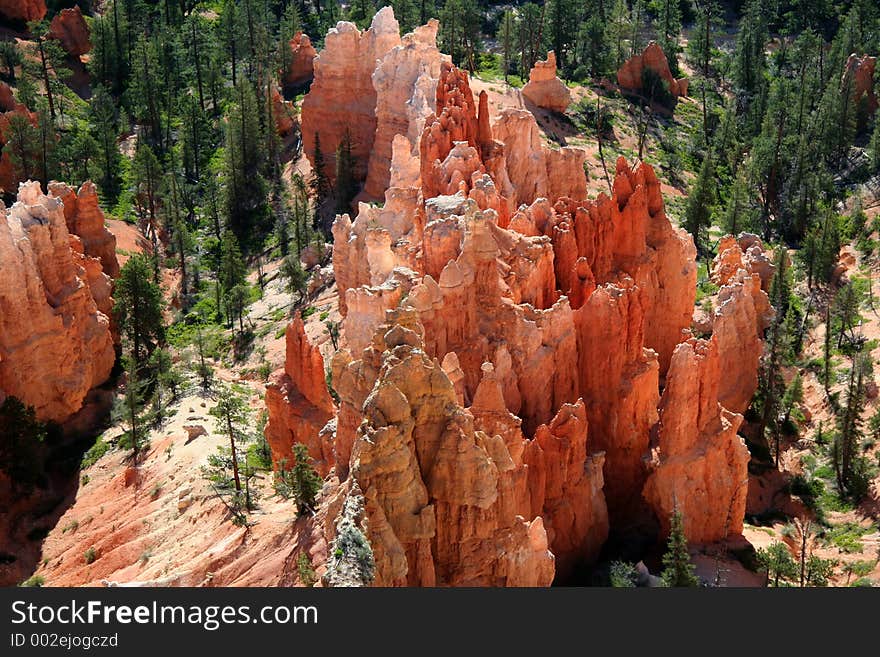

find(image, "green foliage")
[805,554,836,587]
[609,560,639,587]
[683,153,716,254]
[83,547,97,565]
[280,255,308,303]
[756,542,798,587]
[0,397,49,490]
[325,492,375,587]
[297,553,317,587]
[661,508,699,587]
[19,574,45,588]
[334,129,357,215]
[291,443,322,515]
[824,522,870,554]
[81,438,110,470]
[640,68,675,109]
[114,254,165,365]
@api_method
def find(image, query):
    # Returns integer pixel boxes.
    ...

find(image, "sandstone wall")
[0,182,115,423]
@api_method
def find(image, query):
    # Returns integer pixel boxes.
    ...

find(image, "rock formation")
[0,182,115,423]
[643,337,750,542]
[522,51,571,113]
[48,181,119,279]
[324,309,607,585]
[844,53,878,116]
[271,85,296,136]
[0,0,46,23]
[268,20,767,584]
[265,315,336,476]
[48,6,91,57]
[617,42,688,98]
[284,32,317,88]
[301,7,402,187]
[364,19,445,199]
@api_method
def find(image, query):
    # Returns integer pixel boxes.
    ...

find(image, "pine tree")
[310,132,332,233]
[498,10,517,83]
[576,13,610,79]
[757,542,798,587]
[114,254,165,366]
[683,153,715,256]
[219,230,247,326]
[652,0,682,77]
[223,81,269,238]
[209,387,251,498]
[89,86,122,203]
[132,142,162,244]
[661,507,699,587]
[870,116,880,174]
[280,255,308,306]
[114,355,149,466]
[334,129,357,215]
[291,442,322,515]
[834,352,871,500]
[721,169,754,236]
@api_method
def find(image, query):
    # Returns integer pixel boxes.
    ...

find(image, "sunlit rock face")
[268,18,766,584]
[522,51,571,113]
[0,182,115,423]
[301,7,401,188]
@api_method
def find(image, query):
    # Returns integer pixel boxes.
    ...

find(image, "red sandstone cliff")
[48,6,91,57]
[0,0,46,23]
[617,42,688,98]
[265,315,336,476]
[301,7,401,187]
[266,24,766,585]
[0,182,115,423]
[284,32,317,88]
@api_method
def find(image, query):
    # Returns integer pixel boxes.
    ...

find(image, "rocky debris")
[522,51,571,113]
[183,425,207,443]
[0,0,46,23]
[844,53,878,116]
[0,81,20,112]
[48,6,91,57]
[177,485,194,513]
[284,32,317,88]
[301,7,401,188]
[617,42,688,98]
[0,182,115,423]
[265,315,336,476]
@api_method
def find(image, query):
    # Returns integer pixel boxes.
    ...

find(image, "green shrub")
[81,438,109,469]
[297,553,317,587]
[84,547,97,564]
[824,523,869,554]
[19,574,45,587]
